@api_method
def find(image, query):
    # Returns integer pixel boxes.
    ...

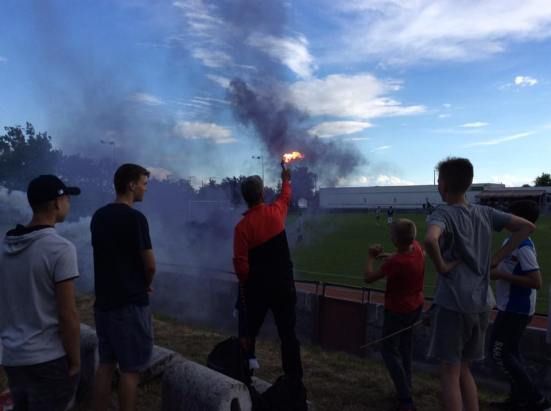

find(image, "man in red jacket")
[233,167,304,386]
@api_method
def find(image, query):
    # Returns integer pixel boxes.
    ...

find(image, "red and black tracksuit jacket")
[233,179,303,380]
[233,179,293,287]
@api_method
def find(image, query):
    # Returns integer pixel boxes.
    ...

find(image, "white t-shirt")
[0,226,79,366]
[495,237,539,316]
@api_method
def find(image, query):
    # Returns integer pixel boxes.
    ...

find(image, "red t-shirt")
[380,240,425,313]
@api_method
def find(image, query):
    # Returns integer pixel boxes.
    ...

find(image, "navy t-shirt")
[91,203,152,310]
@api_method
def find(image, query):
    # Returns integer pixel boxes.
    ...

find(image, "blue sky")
[1,0,550,187]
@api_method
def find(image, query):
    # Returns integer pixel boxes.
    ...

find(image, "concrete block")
[142,346,178,383]
[77,324,99,404]
[162,356,252,411]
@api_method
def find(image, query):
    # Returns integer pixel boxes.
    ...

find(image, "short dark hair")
[391,218,417,246]
[241,175,263,206]
[509,200,539,223]
[114,163,150,194]
[437,157,473,194]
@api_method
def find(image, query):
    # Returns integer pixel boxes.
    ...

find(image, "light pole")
[252,155,264,181]
[100,139,116,161]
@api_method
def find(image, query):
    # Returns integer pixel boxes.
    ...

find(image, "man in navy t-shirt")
[91,163,156,411]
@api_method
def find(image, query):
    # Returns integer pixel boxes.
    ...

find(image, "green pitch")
[290,212,551,314]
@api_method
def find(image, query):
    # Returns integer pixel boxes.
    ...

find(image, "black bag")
[207,337,251,385]
[261,376,307,411]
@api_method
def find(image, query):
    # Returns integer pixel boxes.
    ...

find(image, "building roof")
[478,190,546,199]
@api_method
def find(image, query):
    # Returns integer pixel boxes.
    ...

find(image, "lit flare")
[282,151,305,164]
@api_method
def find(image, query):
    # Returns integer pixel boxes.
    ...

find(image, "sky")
[0,0,550,187]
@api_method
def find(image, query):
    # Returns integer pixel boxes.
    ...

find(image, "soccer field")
[290,211,551,314]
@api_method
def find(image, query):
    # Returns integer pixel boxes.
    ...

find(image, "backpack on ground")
[207,337,251,385]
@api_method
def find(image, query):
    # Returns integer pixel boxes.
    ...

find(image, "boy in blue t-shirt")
[490,200,550,411]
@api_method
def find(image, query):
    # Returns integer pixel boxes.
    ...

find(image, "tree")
[0,123,61,190]
[534,173,551,186]
[289,166,317,207]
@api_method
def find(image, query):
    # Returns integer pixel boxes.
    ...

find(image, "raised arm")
[364,244,386,283]
[273,168,292,214]
[491,215,535,267]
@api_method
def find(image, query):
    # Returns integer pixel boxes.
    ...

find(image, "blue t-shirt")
[91,203,152,310]
[495,237,539,316]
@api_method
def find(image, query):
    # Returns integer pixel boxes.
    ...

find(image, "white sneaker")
[249,358,260,370]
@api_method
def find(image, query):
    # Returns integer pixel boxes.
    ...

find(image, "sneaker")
[248,357,260,370]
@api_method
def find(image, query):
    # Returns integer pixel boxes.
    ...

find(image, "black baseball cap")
[27,175,81,206]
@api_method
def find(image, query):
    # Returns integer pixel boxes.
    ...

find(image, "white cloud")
[371,145,392,152]
[173,121,236,144]
[0,56,7,64]
[332,1,551,64]
[344,136,371,142]
[246,33,316,78]
[308,121,372,138]
[438,114,451,119]
[442,103,452,108]
[129,92,164,106]
[514,75,538,87]
[207,74,231,88]
[191,48,232,68]
[147,166,172,181]
[461,121,488,128]
[288,74,425,119]
[465,131,534,147]
[339,174,415,186]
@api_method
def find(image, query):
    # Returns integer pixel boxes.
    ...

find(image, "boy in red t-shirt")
[365,218,425,411]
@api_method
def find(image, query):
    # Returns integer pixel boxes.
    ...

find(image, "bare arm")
[55,280,80,376]
[141,249,156,288]
[424,224,460,274]
[491,215,536,267]
[491,268,542,289]
[364,244,387,283]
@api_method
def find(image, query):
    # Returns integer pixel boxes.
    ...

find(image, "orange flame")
[282,151,305,164]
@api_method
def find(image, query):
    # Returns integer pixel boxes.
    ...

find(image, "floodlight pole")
[252,155,264,182]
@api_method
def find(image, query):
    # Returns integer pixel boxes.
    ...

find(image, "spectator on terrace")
[0,175,81,411]
[91,164,156,411]
[233,168,306,408]
[489,200,550,410]
[424,157,534,411]
[364,219,425,411]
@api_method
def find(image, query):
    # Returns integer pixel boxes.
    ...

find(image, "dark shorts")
[94,304,153,373]
[4,356,78,411]
[427,305,489,363]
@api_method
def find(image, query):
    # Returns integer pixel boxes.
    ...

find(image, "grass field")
[291,212,551,313]
[0,296,507,410]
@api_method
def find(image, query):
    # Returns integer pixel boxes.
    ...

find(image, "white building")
[319,184,504,210]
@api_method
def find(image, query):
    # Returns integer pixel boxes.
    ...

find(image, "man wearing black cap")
[0,175,81,411]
